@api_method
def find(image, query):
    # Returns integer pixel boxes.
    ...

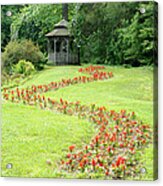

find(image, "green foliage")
[2,40,46,73]
[3,2,157,66]
[13,60,36,76]
[1,5,24,51]
[71,3,136,64]
[71,2,157,66]
[108,2,157,66]
[11,4,76,52]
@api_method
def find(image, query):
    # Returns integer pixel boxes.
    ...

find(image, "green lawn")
[2,102,95,178]
[2,65,154,179]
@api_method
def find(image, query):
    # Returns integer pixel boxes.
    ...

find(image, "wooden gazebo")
[45,19,79,65]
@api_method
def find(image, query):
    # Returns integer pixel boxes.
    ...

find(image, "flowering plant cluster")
[78,65,105,73]
[60,109,152,179]
[3,66,113,98]
[2,66,152,179]
[79,65,113,80]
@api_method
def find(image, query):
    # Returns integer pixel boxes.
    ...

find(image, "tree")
[71,1,157,66]
[108,1,157,66]
[11,4,76,52]
[1,5,23,51]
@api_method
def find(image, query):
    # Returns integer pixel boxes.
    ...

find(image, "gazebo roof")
[45,19,70,37]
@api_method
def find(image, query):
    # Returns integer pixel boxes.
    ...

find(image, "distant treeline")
[1,2,157,66]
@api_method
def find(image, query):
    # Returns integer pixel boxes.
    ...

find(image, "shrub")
[2,40,46,73]
[13,60,36,76]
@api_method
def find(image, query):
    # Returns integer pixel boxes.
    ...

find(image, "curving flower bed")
[2,65,152,179]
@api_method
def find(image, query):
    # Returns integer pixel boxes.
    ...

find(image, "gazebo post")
[66,38,69,64]
[47,39,50,60]
[54,38,56,65]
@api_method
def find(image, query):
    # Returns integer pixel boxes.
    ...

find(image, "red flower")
[78,68,83,72]
[95,135,99,143]
[11,96,14,102]
[60,98,63,104]
[67,153,71,158]
[119,143,124,148]
[112,163,116,168]
[11,90,14,95]
[99,162,103,167]
[131,111,135,116]
[3,94,9,100]
[63,105,67,109]
[79,162,84,168]
[51,100,55,105]
[105,171,109,176]
[116,156,126,167]
[107,146,111,153]
[110,134,116,142]
[132,121,137,125]
[130,147,134,152]
[39,103,43,109]
[69,145,75,152]
[85,145,88,151]
[130,129,133,133]
[115,125,119,130]
[75,101,80,105]
[142,139,146,144]
[92,159,96,167]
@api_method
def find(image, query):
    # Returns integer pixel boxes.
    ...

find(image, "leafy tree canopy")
[71,1,157,66]
[1,5,23,51]
[11,4,76,52]
[2,2,157,66]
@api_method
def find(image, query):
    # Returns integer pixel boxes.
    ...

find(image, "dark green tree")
[1,5,23,51]
[108,1,157,66]
[71,1,157,66]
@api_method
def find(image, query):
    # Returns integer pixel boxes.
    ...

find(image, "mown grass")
[1,102,95,178]
[2,65,154,180]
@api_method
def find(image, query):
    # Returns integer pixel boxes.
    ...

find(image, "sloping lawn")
[2,102,95,178]
[2,65,154,179]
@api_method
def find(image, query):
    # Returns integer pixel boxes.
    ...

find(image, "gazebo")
[45,19,79,65]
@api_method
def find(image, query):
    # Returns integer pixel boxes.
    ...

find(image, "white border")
[0,0,156,4]
[1,0,162,186]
